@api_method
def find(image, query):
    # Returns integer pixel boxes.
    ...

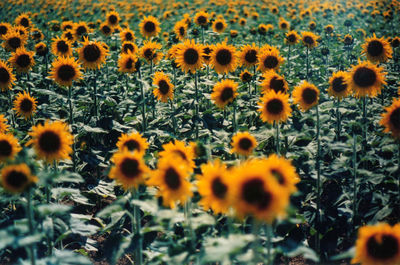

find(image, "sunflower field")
[1,0,400,264]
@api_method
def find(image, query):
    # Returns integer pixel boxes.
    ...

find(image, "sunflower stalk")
[194,72,199,139]
[362,97,367,166]
[315,104,321,255]
[232,100,237,133]
[7,89,16,129]
[132,189,143,265]
[251,219,262,263]
[170,99,177,135]
[93,71,98,118]
[352,131,357,226]
[287,45,291,76]
[336,99,341,140]
[275,121,280,154]
[266,224,273,265]
[184,200,196,253]
[306,46,309,81]
[68,85,76,172]
[26,187,37,265]
[138,69,146,132]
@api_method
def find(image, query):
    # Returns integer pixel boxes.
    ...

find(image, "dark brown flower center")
[158,80,170,95]
[164,167,181,190]
[287,34,296,43]
[108,15,118,24]
[367,40,384,57]
[83,44,101,62]
[238,137,252,150]
[220,87,234,102]
[270,76,285,93]
[0,25,8,35]
[124,139,140,151]
[303,36,314,45]
[6,170,28,189]
[57,40,69,53]
[125,58,134,70]
[215,22,224,30]
[102,25,111,34]
[20,17,29,27]
[0,67,10,83]
[389,108,400,130]
[0,140,12,157]
[120,158,141,178]
[144,48,154,59]
[302,88,317,104]
[197,16,207,25]
[183,48,199,65]
[20,98,33,113]
[216,49,232,65]
[211,177,227,199]
[125,32,133,41]
[8,37,21,49]
[144,21,155,33]
[353,67,377,88]
[241,72,252,82]
[244,49,257,63]
[179,27,185,36]
[58,64,76,81]
[266,98,284,114]
[38,131,61,153]
[332,77,347,93]
[263,55,278,69]
[280,22,287,29]
[65,32,74,41]
[366,234,399,260]
[16,54,31,68]
[242,178,271,209]
[392,39,400,48]
[76,26,87,36]
[123,43,134,53]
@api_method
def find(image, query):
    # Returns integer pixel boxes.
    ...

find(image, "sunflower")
[258,90,292,124]
[15,13,31,29]
[201,44,212,65]
[51,36,73,57]
[30,28,44,42]
[99,22,113,37]
[260,71,288,94]
[121,41,138,54]
[362,34,393,63]
[210,42,237,74]
[0,115,9,134]
[211,79,238,108]
[175,39,204,73]
[347,61,386,98]
[285,30,300,45]
[13,91,37,120]
[118,51,138,73]
[380,97,400,139]
[139,16,161,38]
[391,37,400,48]
[328,71,351,100]
[230,159,289,223]
[240,70,253,83]
[0,60,16,92]
[278,18,290,30]
[324,24,334,34]
[159,140,195,172]
[0,22,11,39]
[0,133,21,162]
[77,37,108,70]
[258,154,300,193]
[238,43,259,68]
[120,28,135,42]
[139,41,163,64]
[301,31,319,49]
[49,56,82,87]
[352,223,400,265]
[116,131,149,156]
[309,21,316,31]
[62,30,75,42]
[212,18,227,33]
[153,71,174,103]
[106,11,120,27]
[9,48,35,73]
[1,164,37,194]
[194,11,209,27]
[61,21,74,31]
[174,20,188,40]
[292,81,320,111]
[26,120,73,162]
[231,131,257,156]
[147,155,192,209]
[73,22,90,40]
[109,150,149,190]
[196,159,231,214]
[257,47,284,72]
[2,30,26,52]
[13,25,29,41]
[343,34,354,45]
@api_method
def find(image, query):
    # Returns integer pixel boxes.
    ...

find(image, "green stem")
[276,121,280,154]
[170,99,177,135]
[27,188,37,265]
[138,69,146,132]
[266,224,273,265]
[287,45,291,76]
[68,86,76,172]
[315,105,321,255]
[232,100,237,133]
[336,99,340,141]
[93,72,98,117]
[353,132,357,225]
[252,219,261,263]
[133,189,143,265]
[194,72,199,139]
[184,200,195,252]
[306,46,309,81]
[7,89,15,129]
[362,97,367,167]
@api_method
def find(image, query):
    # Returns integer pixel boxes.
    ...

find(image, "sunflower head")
[212,18,227,33]
[343,34,354,45]
[2,30,26,52]
[260,71,288,94]
[0,60,16,92]
[139,41,163,64]
[292,81,320,111]
[239,43,259,68]
[210,42,237,74]
[362,34,393,63]
[109,150,149,190]
[352,223,400,265]
[0,115,9,134]
[196,159,231,214]
[328,71,351,100]
[279,19,290,30]
[13,91,37,119]
[73,22,90,40]
[257,46,284,72]
[1,164,37,194]
[324,24,334,34]
[174,20,188,41]
[240,70,253,83]
[347,60,386,98]
[121,41,138,54]
[139,16,161,38]
[211,79,239,108]
[258,90,292,124]
[391,37,400,48]
[15,13,31,29]
[26,120,74,163]
[301,31,319,49]
[116,131,149,156]
[49,56,82,87]
[106,11,120,27]
[159,140,195,172]
[0,133,21,162]
[77,36,108,70]
[120,28,135,42]
[175,39,204,73]
[9,48,35,73]
[0,22,11,38]
[152,71,174,103]
[51,36,72,57]
[380,97,400,139]
[285,30,300,45]
[100,22,113,36]
[231,131,258,156]
[118,51,138,74]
